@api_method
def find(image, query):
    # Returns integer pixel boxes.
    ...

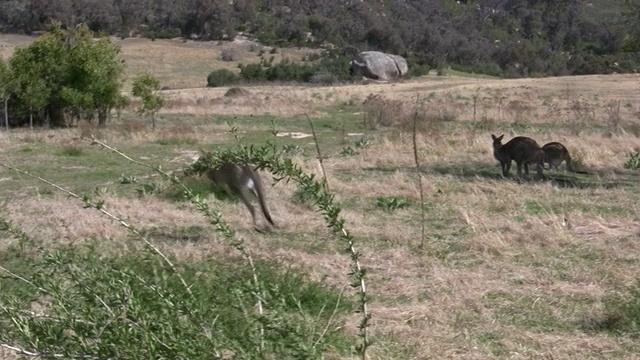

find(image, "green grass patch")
[57,145,85,157]
[523,200,548,215]
[154,137,198,146]
[476,330,508,357]
[0,240,355,358]
[375,196,411,212]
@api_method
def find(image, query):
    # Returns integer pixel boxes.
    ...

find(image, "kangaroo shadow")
[356,162,640,190]
[143,226,209,244]
[429,162,640,189]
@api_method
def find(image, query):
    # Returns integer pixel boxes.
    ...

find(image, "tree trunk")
[29,106,33,130]
[98,108,107,127]
[3,95,9,131]
[47,103,66,128]
[152,112,156,131]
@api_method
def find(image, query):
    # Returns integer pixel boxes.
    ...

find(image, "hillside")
[1,0,638,78]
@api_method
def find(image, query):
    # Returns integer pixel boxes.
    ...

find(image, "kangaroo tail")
[251,171,276,227]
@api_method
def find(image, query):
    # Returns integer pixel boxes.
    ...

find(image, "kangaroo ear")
[491,134,497,140]
[497,134,504,141]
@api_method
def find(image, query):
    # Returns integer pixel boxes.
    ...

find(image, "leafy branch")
[184,140,371,358]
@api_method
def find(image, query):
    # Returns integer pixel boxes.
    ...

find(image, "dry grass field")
[2,35,640,359]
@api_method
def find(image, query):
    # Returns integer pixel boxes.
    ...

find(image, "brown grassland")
[2,35,640,359]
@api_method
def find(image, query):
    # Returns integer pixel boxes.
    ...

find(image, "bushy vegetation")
[0,236,353,358]
[132,73,165,130]
[1,1,638,77]
[207,50,357,86]
[206,69,240,87]
[1,22,126,128]
[240,52,355,84]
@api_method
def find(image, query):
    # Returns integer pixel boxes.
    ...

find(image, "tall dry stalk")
[605,99,622,135]
[412,94,426,249]
[306,113,330,192]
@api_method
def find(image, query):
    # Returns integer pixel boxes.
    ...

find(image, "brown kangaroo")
[492,134,544,179]
[541,142,589,174]
[542,142,573,171]
[204,160,277,232]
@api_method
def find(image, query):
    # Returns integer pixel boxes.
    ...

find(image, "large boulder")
[349,51,409,82]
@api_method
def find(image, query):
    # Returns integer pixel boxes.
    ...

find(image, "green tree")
[17,74,47,129]
[63,25,126,126]
[0,58,12,131]
[623,0,640,51]
[132,73,164,130]
[9,23,69,127]
[8,22,125,128]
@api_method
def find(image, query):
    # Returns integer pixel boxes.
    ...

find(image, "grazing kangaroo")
[542,142,573,171]
[541,142,589,174]
[492,134,544,179]
[204,159,277,232]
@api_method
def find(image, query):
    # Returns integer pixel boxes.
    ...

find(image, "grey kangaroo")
[204,160,277,232]
[492,134,544,179]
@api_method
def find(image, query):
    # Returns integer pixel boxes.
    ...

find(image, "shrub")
[143,27,182,40]
[224,87,251,97]
[624,152,640,170]
[376,196,411,212]
[340,146,357,157]
[220,47,237,62]
[206,69,240,87]
[237,52,355,85]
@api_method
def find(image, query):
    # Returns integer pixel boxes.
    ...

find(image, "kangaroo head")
[491,134,504,149]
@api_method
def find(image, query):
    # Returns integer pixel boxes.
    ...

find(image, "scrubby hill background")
[1,0,639,77]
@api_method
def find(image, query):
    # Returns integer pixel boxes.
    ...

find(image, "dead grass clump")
[578,309,624,332]
[156,123,196,143]
[362,94,409,129]
[604,100,623,135]
[361,94,459,136]
[118,120,148,137]
[220,47,238,62]
[224,87,251,97]
[507,99,533,124]
[568,99,596,135]
[163,98,192,111]
[76,121,103,140]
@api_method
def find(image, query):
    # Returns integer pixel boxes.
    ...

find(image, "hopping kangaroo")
[204,160,277,232]
[541,142,573,171]
[492,134,544,178]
